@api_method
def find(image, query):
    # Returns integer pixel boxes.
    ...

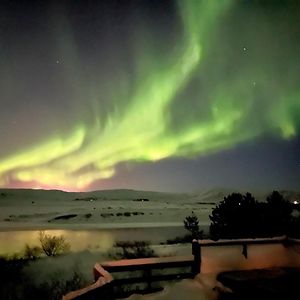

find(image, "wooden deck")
[217,267,300,300]
[62,237,300,299]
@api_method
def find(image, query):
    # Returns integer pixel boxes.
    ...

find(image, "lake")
[0,225,188,255]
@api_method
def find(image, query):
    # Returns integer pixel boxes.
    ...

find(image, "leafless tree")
[39,231,70,256]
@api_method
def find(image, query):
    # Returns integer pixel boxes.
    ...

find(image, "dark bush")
[183,212,203,239]
[209,191,294,240]
[166,234,193,244]
[114,241,156,259]
[0,257,86,300]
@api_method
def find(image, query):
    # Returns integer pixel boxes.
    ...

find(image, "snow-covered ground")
[0,188,216,232]
[125,275,223,300]
[1,188,298,232]
[0,188,217,255]
[1,188,300,300]
[1,188,299,255]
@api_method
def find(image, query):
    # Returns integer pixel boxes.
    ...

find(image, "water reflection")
[0,226,186,255]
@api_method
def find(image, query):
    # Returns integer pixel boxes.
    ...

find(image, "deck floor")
[217,267,300,300]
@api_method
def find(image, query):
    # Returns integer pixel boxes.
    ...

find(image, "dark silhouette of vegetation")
[39,231,70,256]
[264,191,293,236]
[165,234,193,244]
[114,241,156,259]
[0,256,27,300]
[0,256,86,300]
[209,191,298,240]
[209,192,257,239]
[24,244,42,260]
[289,214,300,238]
[183,212,203,239]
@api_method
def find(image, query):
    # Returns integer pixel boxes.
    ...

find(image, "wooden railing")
[62,236,300,299]
[101,255,195,297]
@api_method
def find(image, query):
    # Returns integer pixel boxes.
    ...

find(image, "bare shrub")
[24,244,42,260]
[39,231,70,257]
[114,241,156,259]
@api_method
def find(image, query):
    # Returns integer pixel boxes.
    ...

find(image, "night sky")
[0,0,299,192]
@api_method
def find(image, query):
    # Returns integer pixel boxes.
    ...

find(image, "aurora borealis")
[0,0,299,191]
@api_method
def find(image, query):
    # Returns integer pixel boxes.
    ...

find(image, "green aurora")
[0,0,299,190]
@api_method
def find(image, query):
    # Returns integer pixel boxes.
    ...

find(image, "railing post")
[192,239,201,276]
[242,243,248,258]
[145,268,152,291]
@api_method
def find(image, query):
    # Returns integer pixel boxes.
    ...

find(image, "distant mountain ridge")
[0,188,299,203]
[0,188,184,202]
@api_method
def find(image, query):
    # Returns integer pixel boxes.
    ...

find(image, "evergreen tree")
[183,212,203,239]
[209,192,258,240]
